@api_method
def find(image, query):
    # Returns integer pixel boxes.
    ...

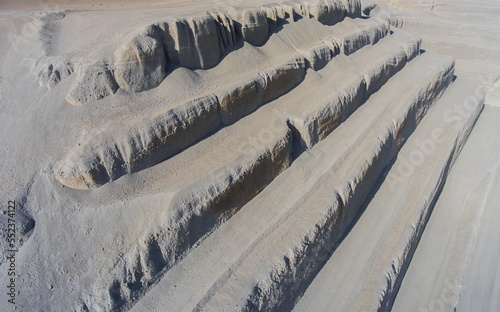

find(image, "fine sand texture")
[0,0,498,311]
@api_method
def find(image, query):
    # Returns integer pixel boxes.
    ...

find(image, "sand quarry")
[0,0,499,311]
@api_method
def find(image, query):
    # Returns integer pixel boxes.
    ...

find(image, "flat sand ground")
[0,0,208,10]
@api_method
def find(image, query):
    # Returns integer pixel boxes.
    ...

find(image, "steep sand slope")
[293,77,484,312]
[377,1,500,311]
[393,104,500,312]
[0,1,393,311]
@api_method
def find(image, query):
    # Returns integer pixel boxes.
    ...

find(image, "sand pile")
[0,0,496,311]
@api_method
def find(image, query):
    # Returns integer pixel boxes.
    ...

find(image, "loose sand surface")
[0,0,498,311]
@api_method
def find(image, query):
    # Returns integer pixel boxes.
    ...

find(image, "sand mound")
[0,0,497,311]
